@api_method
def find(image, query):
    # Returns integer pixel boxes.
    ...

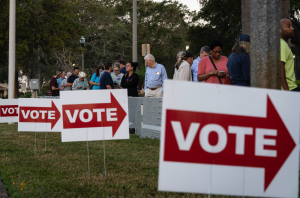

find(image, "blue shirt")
[191,57,200,82]
[144,63,168,91]
[90,73,100,90]
[120,67,128,75]
[99,71,114,89]
[227,50,250,86]
[57,78,64,88]
[98,70,105,86]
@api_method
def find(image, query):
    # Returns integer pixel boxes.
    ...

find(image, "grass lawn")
[0,123,293,197]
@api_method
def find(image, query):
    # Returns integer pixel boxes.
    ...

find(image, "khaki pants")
[145,87,163,97]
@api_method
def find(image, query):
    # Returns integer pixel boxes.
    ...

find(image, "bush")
[19,92,31,98]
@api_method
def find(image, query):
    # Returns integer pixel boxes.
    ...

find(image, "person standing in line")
[50,71,63,96]
[57,70,65,88]
[111,65,124,88]
[197,40,231,85]
[60,72,72,91]
[99,62,114,89]
[227,34,251,86]
[173,51,194,81]
[172,51,184,77]
[118,60,128,75]
[144,54,168,97]
[67,67,79,90]
[191,46,210,82]
[72,72,89,90]
[280,18,300,91]
[121,62,139,97]
[90,66,104,90]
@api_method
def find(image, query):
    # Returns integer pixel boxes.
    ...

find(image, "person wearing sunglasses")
[121,62,139,97]
[111,64,124,88]
[197,40,231,85]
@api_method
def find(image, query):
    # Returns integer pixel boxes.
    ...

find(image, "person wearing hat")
[198,40,231,85]
[50,71,63,96]
[173,50,194,81]
[72,71,89,90]
[227,34,251,86]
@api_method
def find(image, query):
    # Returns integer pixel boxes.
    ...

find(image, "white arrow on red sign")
[164,95,295,191]
[62,93,127,137]
[19,101,60,129]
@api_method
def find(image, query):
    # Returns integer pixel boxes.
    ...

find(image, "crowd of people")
[50,18,299,97]
[50,60,140,97]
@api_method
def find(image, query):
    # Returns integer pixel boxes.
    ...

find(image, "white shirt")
[173,60,192,81]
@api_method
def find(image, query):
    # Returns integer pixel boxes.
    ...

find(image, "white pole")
[133,0,137,62]
[8,0,16,99]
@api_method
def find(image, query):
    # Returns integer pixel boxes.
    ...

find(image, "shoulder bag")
[208,56,222,84]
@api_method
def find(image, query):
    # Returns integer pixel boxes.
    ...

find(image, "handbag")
[208,56,223,84]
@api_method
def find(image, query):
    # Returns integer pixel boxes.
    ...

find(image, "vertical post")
[250,0,281,89]
[144,45,147,68]
[82,53,84,71]
[133,0,137,62]
[8,0,16,99]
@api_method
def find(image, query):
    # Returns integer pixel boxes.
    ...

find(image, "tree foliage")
[0,0,192,89]
[187,0,241,57]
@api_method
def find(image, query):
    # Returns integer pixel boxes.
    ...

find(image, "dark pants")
[51,92,59,96]
[292,87,300,91]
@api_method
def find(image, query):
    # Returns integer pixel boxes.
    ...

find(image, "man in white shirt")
[191,46,210,82]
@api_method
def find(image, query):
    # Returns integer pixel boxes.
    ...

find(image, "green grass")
[0,123,284,197]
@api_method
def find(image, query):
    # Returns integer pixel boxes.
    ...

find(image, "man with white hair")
[72,71,89,90]
[60,72,72,91]
[144,54,168,97]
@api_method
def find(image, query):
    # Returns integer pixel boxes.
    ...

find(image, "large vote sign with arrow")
[0,99,18,123]
[158,80,299,198]
[60,90,129,142]
[18,99,61,132]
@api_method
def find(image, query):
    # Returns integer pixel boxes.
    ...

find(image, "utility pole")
[9,0,16,99]
[133,0,137,62]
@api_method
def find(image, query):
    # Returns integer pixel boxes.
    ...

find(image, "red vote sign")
[62,93,127,137]
[164,96,296,191]
[19,101,60,129]
[0,105,18,117]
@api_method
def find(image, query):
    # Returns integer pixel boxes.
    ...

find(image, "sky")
[153,0,201,12]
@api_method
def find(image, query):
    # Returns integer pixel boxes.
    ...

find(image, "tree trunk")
[281,0,290,18]
[250,0,281,89]
[242,0,250,35]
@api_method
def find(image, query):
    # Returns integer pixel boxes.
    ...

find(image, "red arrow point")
[109,93,127,137]
[50,100,60,130]
[263,96,296,191]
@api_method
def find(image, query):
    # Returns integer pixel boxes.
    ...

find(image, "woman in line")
[111,64,124,89]
[90,65,104,90]
[121,62,139,97]
[172,51,184,78]
[72,71,89,90]
[227,34,250,86]
[173,50,194,81]
[197,40,231,85]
